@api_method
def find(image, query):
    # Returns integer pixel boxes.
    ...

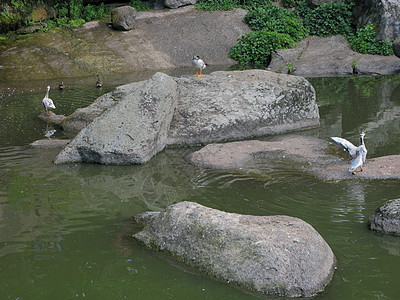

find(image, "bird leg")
[195,68,200,77]
[198,69,202,77]
[46,109,50,116]
[360,166,363,172]
[352,171,357,175]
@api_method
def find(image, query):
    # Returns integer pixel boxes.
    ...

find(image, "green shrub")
[195,0,242,11]
[293,0,311,19]
[282,0,303,8]
[303,2,354,37]
[195,0,272,11]
[228,30,295,65]
[129,0,152,11]
[348,24,394,56]
[244,4,307,41]
[82,3,108,21]
[69,0,84,20]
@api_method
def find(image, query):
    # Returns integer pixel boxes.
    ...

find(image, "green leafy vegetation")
[0,0,111,33]
[303,2,354,37]
[282,0,304,8]
[348,24,394,56]
[244,4,307,41]
[228,30,295,65]
[129,0,152,11]
[195,0,243,11]
[195,0,272,11]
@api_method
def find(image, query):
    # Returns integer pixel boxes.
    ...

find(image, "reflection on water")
[0,72,400,299]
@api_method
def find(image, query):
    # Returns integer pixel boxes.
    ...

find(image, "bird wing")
[329,137,357,157]
[43,98,56,109]
[192,58,206,69]
[349,148,365,171]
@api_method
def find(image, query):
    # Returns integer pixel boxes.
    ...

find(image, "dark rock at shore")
[164,0,197,9]
[368,199,400,236]
[393,36,400,58]
[268,35,400,76]
[134,201,336,297]
[111,6,137,31]
[353,0,400,41]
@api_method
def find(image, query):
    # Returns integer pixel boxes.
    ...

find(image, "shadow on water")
[0,71,400,299]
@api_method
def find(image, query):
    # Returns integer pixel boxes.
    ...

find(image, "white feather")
[42,86,56,111]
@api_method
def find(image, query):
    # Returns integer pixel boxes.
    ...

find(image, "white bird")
[330,132,367,175]
[42,86,56,116]
[192,55,206,77]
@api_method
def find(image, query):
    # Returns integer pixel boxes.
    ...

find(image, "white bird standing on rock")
[42,86,56,116]
[330,132,367,175]
[192,55,206,77]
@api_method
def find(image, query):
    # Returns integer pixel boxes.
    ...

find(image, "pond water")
[0,69,400,299]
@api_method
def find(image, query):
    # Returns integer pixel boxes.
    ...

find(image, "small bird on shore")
[192,55,206,77]
[42,85,56,116]
[330,132,367,175]
[96,75,102,87]
[58,81,65,90]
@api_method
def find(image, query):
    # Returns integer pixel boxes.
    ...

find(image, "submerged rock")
[30,139,71,149]
[188,135,400,180]
[134,201,336,297]
[368,199,400,236]
[38,111,66,125]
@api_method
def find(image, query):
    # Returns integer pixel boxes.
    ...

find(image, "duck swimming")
[42,86,56,116]
[96,75,102,87]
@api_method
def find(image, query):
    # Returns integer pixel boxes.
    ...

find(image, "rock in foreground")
[368,199,400,236]
[134,201,336,297]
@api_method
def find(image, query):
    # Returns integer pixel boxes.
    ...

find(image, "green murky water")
[0,71,400,299]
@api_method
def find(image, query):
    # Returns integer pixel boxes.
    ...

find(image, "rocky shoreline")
[1,5,400,82]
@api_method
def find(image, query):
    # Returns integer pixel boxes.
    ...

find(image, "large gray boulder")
[164,0,197,9]
[111,6,137,31]
[353,0,400,41]
[368,199,400,236]
[54,72,179,165]
[61,91,121,133]
[167,70,320,145]
[56,70,320,165]
[134,201,336,297]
